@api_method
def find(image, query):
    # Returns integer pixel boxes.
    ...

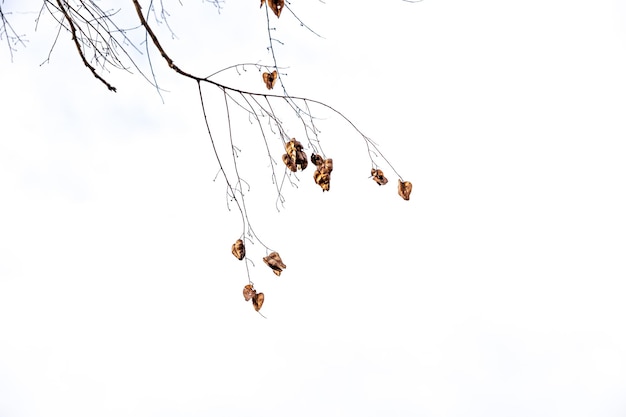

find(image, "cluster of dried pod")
[371,168,413,200]
[282,139,308,172]
[243,284,264,312]
[262,70,277,90]
[260,0,284,18]
[233,238,287,312]
[312,153,333,191]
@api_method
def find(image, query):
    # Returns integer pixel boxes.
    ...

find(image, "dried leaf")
[371,168,388,186]
[398,179,413,201]
[262,70,277,89]
[243,284,256,302]
[252,292,265,311]
[260,0,284,18]
[231,239,245,260]
[263,251,286,276]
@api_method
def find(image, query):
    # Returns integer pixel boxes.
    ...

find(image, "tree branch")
[55,0,117,92]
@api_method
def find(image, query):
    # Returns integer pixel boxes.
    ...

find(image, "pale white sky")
[1,1,626,416]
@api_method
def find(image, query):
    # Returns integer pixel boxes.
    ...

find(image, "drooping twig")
[54,0,117,91]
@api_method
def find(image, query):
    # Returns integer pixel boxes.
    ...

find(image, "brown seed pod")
[314,169,331,191]
[398,179,413,201]
[310,153,323,167]
[262,70,278,89]
[282,153,297,172]
[313,157,333,191]
[295,150,308,171]
[243,284,256,302]
[252,292,265,311]
[260,0,284,18]
[322,158,333,174]
[371,168,388,186]
[263,252,286,276]
[231,239,245,260]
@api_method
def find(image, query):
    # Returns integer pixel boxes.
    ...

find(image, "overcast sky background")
[1,0,626,416]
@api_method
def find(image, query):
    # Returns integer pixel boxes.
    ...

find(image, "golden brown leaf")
[243,284,256,302]
[262,70,278,89]
[263,252,286,276]
[231,239,245,260]
[371,168,388,186]
[398,179,413,201]
[252,292,265,311]
[260,0,284,18]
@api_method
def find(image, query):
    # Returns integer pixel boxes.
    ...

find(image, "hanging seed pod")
[231,239,246,260]
[252,292,265,311]
[282,153,297,172]
[243,284,256,302]
[314,169,331,191]
[262,70,278,89]
[295,150,308,170]
[263,252,286,276]
[313,157,333,191]
[260,0,284,18]
[310,153,323,167]
[398,179,413,201]
[371,169,388,186]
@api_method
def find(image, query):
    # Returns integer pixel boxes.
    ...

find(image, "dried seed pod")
[314,169,331,191]
[295,150,308,170]
[285,139,303,159]
[310,153,323,167]
[231,239,245,260]
[252,292,265,311]
[260,0,284,18]
[263,252,286,276]
[322,158,333,174]
[398,179,413,201]
[282,153,297,172]
[262,70,278,89]
[371,169,388,186]
[243,284,256,302]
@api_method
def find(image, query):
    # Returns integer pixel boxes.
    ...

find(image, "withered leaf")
[252,292,265,311]
[260,0,284,18]
[371,168,388,186]
[398,179,413,201]
[243,284,256,302]
[263,251,286,276]
[262,70,277,89]
[231,239,245,260]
